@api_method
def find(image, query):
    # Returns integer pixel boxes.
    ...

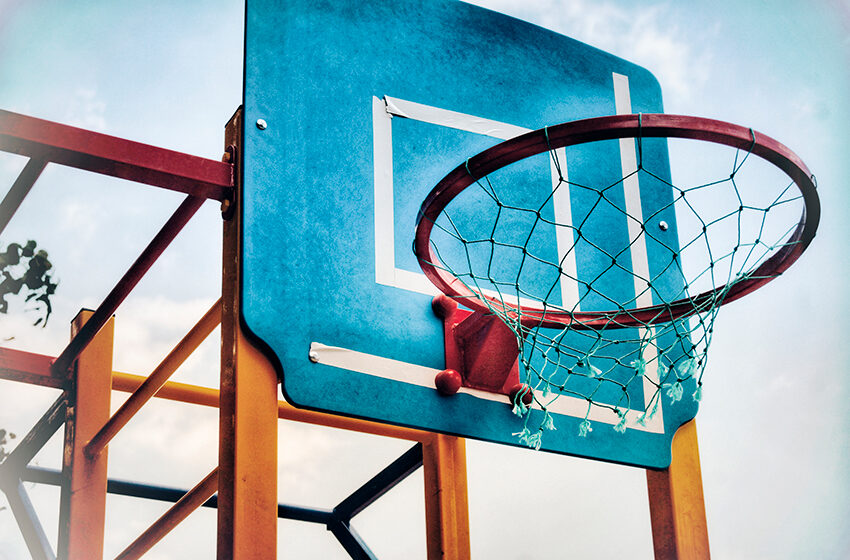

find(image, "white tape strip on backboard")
[310,342,663,433]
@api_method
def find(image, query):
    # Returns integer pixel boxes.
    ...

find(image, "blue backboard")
[242,0,698,468]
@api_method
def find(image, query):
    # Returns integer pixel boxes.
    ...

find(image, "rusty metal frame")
[0,108,237,560]
[217,108,280,558]
[57,311,114,559]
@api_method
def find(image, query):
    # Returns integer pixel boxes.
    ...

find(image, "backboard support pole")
[217,107,279,558]
[57,310,114,559]
[422,434,471,560]
[646,420,711,559]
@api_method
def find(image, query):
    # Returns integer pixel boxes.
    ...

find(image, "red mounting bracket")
[432,295,532,405]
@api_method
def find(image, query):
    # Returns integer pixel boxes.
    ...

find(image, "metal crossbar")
[0,109,233,201]
[115,467,219,560]
[2,394,66,473]
[335,444,424,520]
[0,347,434,559]
[331,443,424,559]
[0,109,233,559]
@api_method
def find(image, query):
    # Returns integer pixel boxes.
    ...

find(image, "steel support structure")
[50,196,205,378]
[3,479,56,560]
[0,109,233,201]
[422,434,471,559]
[85,299,222,458]
[0,341,472,558]
[330,443,425,560]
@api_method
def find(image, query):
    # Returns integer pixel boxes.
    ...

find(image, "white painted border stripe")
[384,96,530,140]
[550,147,580,310]
[613,73,652,308]
[372,96,396,286]
[613,73,665,420]
[310,342,663,433]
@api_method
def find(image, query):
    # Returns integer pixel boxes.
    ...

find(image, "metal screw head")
[658,220,669,231]
[308,350,319,363]
[256,118,267,130]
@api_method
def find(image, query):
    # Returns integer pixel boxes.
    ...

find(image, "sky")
[0,1,848,559]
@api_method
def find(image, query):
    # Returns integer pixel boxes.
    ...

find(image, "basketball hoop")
[415,113,819,448]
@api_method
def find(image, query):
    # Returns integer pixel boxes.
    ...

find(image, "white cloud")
[110,295,219,385]
[62,87,108,132]
[470,0,713,106]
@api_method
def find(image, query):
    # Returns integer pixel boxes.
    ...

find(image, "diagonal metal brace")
[328,519,379,560]
[1,393,67,474]
[333,442,423,521]
[0,156,46,236]
[327,443,424,559]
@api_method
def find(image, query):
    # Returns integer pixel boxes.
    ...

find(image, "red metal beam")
[0,109,233,201]
[0,347,61,388]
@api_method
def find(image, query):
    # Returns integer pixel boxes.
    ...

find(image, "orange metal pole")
[114,467,219,560]
[85,298,221,458]
[57,310,114,559]
[112,372,220,408]
[217,109,278,559]
[646,420,711,559]
[111,371,434,442]
[422,434,471,560]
